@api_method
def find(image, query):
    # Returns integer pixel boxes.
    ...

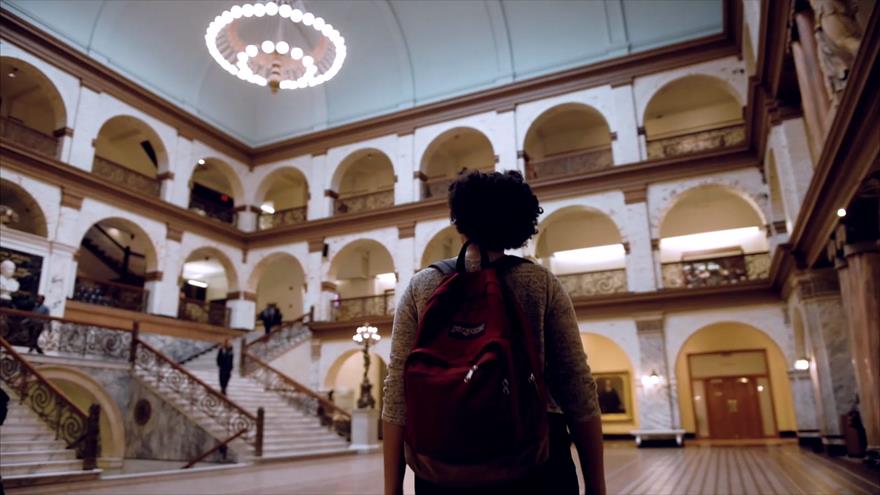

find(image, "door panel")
[704,377,765,439]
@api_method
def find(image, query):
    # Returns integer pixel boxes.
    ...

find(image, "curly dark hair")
[448,170,543,251]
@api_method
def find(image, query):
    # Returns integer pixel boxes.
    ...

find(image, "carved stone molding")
[321,281,337,292]
[635,315,665,335]
[397,222,416,239]
[772,220,789,235]
[623,185,648,204]
[796,268,840,300]
[144,271,163,282]
[307,238,325,253]
[156,171,175,182]
[52,127,74,138]
[60,188,83,210]
[165,224,184,242]
[227,291,256,301]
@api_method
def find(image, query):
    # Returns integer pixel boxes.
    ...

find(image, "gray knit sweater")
[382,259,600,426]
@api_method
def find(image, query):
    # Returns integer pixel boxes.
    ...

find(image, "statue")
[809,0,863,106]
[0,259,20,308]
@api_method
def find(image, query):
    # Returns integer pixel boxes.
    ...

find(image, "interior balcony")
[188,159,238,225]
[256,167,309,230]
[418,127,496,200]
[92,154,161,197]
[0,57,64,160]
[0,116,59,158]
[333,187,394,215]
[330,150,395,216]
[525,146,613,182]
[331,292,395,323]
[91,115,164,197]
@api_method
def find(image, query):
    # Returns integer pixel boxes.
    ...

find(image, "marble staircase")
[0,391,100,486]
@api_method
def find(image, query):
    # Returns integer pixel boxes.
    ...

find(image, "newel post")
[129,322,140,367]
[82,403,101,470]
[255,407,265,457]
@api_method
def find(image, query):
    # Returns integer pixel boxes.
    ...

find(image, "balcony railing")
[178,298,230,327]
[334,189,394,215]
[92,155,161,197]
[331,292,395,322]
[661,252,771,289]
[557,268,628,297]
[526,147,613,181]
[188,196,236,224]
[646,124,746,160]
[257,205,307,230]
[72,276,149,312]
[0,116,59,158]
[423,176,455,200]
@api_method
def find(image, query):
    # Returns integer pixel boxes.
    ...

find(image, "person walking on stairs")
[217,339,234,396]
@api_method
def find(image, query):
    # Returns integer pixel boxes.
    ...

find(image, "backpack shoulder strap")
[428,258,457,276]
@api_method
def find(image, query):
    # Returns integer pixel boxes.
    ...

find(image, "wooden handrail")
[244,351,351,421]
[529,145,612,165]
[0,307,132,333]
[133,336,257,421]
[337,187,394,201]
[645,121,744,142]
[334,292,394,303]
[555,267,627,278]
[244,309,312,353]
[76,275,148,293]
[182,428,247,469]
[660,251,770,266]
[93,154,158,182]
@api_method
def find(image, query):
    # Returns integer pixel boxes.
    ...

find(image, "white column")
[773,118,815,231]
[310,154,332,220]
[149,234,182,317]
[395,133,416,204]
[304,245,324,315]
[635,318,679,430]
[67,87,102,172]
[236,208,257,232]
[610,84,642,165]
[396,229,416,303]
[56,131,74,164]
[623,197,657,292]
[44,242,77,316]
[789,369,821,447]
[494,110,518,173]
[227,298,256,330]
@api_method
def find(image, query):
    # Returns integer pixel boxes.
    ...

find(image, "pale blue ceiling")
[4,0,723,146]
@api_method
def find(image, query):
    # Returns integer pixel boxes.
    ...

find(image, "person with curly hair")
[382,170,605,495]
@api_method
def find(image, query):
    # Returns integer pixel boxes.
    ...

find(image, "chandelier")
[205,0,346,93]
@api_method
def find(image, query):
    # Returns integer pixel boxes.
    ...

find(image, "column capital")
[60,188,84,210]
[635,315,665,335]
[795,268,840,300]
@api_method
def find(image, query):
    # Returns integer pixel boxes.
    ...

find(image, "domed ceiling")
[4,0,723,146]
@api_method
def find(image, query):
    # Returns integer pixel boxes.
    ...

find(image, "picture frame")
[593,371,633,422]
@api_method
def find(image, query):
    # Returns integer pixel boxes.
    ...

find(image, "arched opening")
[0,57,66,158]
[73,218,157,313]
[188,158,239,225]
[255,168,309,230]
[580,333,638,433]
[675,322,796,439]
[0,179,48,237]
[524,104,612,181]
[659,185,769,288]
[92,116,166,197]
[420,226,463,269]
[766,151,788,234]
[644,75,745,159]
[39,365,126,467]
[324,349,388,414]
[419,128,495,200]
[179,248,235,327]
[534,207,627,297]
[249,253,306,326]
[327,240,395,322]
[331,150,395,215]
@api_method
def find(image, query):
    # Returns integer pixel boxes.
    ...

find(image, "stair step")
[0,459,84,476]
[0,431,58,442]
[1,424,56,434]
[0,449,77,462]
[1,439,69,453]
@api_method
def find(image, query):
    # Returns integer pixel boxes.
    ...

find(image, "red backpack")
[403,243,549,486]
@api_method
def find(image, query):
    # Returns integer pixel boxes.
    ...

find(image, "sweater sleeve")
[381,277,419,426]
[543,271,600,422]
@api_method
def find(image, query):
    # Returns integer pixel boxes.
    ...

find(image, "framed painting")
[594,371,633,422]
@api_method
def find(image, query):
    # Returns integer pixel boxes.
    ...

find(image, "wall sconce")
[794,358,810,371]
[641,370,662,387]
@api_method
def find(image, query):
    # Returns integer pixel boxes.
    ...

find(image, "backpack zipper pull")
[464,364,478,383]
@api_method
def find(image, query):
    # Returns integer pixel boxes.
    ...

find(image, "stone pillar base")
[350,409,380,453]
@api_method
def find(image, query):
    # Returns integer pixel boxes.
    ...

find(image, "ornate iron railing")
[0,116,59,158]
[132,337,260,451]
[72,276,149,312]
[188,196,236,225]
[646,124,746,160]
[257,206,307,230]
[0,308,132,360]
[661,252,771,289]
[557,268,628,297]
[245,311,313,363]
[331,293,395,322]
[178,298,230,327]
[242,352,351,440]
[92,155,161,197]
[526,147,613,181]
[334,189,394,215]
[0,337,100,470]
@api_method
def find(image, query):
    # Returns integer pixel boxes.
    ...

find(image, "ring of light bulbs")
[205,2,346,90]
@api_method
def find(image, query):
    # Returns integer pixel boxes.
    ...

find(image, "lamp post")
[352,323,380,409]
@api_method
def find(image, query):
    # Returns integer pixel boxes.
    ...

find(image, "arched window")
[0,57,66,158]
[643,75,745,159]
[419,128,494,200]
[93,116,166,196]
[331,150,395,215]
[524,104,612,181]
[659,186,768,288]
[534,207,627,297]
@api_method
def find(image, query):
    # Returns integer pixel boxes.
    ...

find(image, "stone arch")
[331,148,395,194]
[580,332,639,431]
[191,157,245,206]
[329,149,396,214]
[420,225,463,269]
[327,239,396,296]
[323,348,388,413]
[94,115,169,177]
[76,217,160,274]
[0,56,67,132]
[247,251,307,318]
[0,178,49,237]
[418,127,495,199]
[673,322,797,438]
[534,206,626,277]
[180,246,240,294]
[37,365,126,465]
[640,73,744,126]
[254,166,309,211]
[523,103,613,168]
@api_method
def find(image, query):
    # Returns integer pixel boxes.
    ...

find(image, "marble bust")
[0,259,20,302]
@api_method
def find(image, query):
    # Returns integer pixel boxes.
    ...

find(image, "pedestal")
[350,409,380,453]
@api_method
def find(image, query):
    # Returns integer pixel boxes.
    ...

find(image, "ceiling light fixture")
[204,0,346,93]
[187,279,209,288]
[7,68,17,78]
[836,208,847,218]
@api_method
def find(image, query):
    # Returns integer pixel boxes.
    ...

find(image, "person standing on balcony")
[216,339,234,396]
[382,170,605,495]
[258,303,282,336]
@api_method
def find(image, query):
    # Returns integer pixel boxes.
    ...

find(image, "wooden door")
[705,377,764,439]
